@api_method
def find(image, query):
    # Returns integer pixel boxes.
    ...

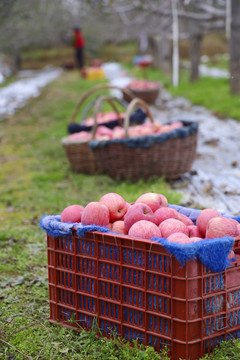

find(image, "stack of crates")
[46,229,240,360]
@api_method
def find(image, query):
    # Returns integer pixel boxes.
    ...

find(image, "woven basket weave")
[90,98,198,181]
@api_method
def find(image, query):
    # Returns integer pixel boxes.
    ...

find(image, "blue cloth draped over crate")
[39,202,239,273]
[89,120,198,150]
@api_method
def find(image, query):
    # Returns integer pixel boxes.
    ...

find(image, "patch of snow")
[199,64,229,78]
[0,66,62,119]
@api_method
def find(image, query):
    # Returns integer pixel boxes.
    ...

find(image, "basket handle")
[70,84,135,124]
[91,95,123,139]
[81,96,125,126]
[124,98,154,137]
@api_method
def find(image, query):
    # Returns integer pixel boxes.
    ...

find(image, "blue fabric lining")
[89,120,198,150]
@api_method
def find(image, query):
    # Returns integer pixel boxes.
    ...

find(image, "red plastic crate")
[47,230,240,360]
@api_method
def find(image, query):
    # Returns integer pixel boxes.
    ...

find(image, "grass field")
[0,71,180,360]
[1,45,240,359]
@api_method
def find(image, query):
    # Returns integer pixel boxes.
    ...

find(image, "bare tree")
[229,0,240,94]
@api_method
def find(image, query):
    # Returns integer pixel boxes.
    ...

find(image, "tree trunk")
[189,31,202,82]
[10,51,21,75]
[230,0,240,94]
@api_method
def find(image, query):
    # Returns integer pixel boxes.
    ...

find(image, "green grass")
[0,70,180,360]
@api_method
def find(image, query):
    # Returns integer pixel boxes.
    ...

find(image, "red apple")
[135,192,168,212]
[159,218,189,238]
[154,207,179,226]
[61,205,84,223]
[177,213,194,226]
[111,220,128,235]
[228,250,236,260]
[99,193,128,222]
[124,203,157,232]
[96,126,113,138]
[196,208,222,237]
[128,220,161,240]
[206,217,239,239]
[81,202,110,226]
[167,232,190,243]
[187,225,202,238]
[189,237,203,243]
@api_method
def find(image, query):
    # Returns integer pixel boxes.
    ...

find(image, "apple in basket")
[128,220,161,240]
[69,131,92,141]
[205,217,239,239]
[99,193,128,222]
[124,203,158,232]
[167,232,191,244]
[61,205,84,223]
[154,207,179,226]
[127,80,159,91]
[196,208,222,237]
[111,220,128,235]
[112,126,125,139]
[136,192,168,212]
[81,202,110,226]
[159,219,189,238]
[96,126,113,138]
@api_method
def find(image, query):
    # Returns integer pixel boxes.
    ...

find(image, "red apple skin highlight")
[128,220,162,240]
[99,193,128,222]
[111,220,128,235]
[81,202,110,227]
[177,213,194,226]
[135,192,168,212]
[167,232,191,243]
[154,207,179,226]
[124,203,157,232]
[188,225,202,238]
[61,205,84,223]
[205,217,239,239]
[196,208,222,237]
[159,218,189,238]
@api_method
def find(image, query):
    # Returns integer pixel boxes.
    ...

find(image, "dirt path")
[152,91,240,215]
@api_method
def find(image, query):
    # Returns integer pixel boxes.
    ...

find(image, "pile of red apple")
[61,192,240,259]
[84,111,126,127]
[127,79,159,91]
[67,120,183,142]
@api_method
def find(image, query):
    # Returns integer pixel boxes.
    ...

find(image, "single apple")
[111,220,128,235]
[228,250,236,260]
[135,192,168,212]
[128,220,161,240]
[81,202,110,226]
[159,218,189,238]
[177,213,194,226]
[154,207,179,226]
[187,225,202,238]
[167,232,190,243]
[124,203,157,232]
[61,205,84,223]
[206,217,239,239]
[99,193,128,222]
[196,208,222,237]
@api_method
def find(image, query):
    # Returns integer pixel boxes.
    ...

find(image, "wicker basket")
[90,98,199,181]
[123,82,160,104]
[68,84,139,134]
[62,95,123,174]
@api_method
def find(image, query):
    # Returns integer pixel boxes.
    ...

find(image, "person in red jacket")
[72,26,85,77]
